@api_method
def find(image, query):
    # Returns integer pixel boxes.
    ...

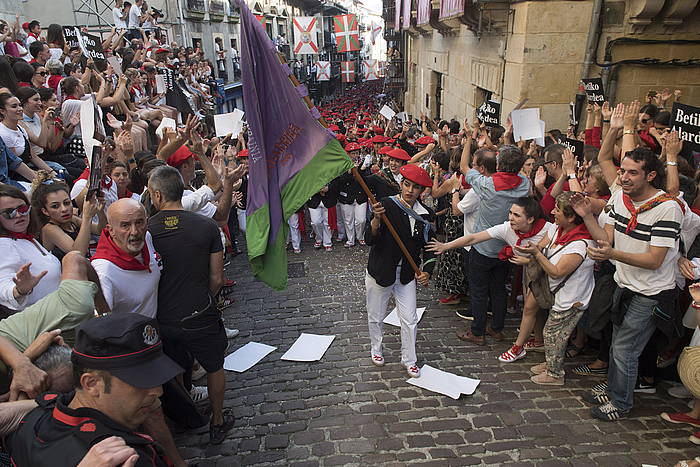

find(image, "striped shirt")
[605,189,682,296]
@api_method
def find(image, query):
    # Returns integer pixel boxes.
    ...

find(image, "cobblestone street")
[176,241,700,466]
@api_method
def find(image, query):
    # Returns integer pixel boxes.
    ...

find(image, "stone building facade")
[385,0,700,128]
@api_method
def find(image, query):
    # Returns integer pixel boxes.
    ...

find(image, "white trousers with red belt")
[365,267,418,366]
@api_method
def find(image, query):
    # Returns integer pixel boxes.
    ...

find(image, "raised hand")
[570,192,592,218]
[665,129,683,157]
[601,101,612,121]
[623,100,640,130]
[562,148,576,175]
[13,263,47,297]
[534,166,547,188]
[609,103,625,129]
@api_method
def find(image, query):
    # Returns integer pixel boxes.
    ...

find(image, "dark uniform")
[7,392,171,467]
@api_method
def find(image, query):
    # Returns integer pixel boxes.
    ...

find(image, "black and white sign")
[581,78,605,104]
[671,102,700,152]
[477,100,500,127]
[80,32,106,61]
[63,26,80,49]
[560,138,585,160]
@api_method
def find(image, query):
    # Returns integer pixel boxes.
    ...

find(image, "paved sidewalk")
[176,242,699,466]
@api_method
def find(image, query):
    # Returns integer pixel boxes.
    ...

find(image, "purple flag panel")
[394,0,401,31]
[439,0,462,20]
[236,0,336,243]
[402,0,411,29]
[417,0,431,25]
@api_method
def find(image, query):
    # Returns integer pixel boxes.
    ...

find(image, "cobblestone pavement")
[176,240,700,466]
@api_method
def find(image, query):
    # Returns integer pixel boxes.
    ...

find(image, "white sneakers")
[371,354,421,377]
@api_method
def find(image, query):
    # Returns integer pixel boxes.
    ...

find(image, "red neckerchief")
[691,207,700,217]
[118,189,134,199]
[77,167,90,181]
[1,231,35,241]
[638,130,659,151]
[553,223,592,245]
[28,32,39,39]
[498,218,548,261]
[91,228,151,272]
[492,172,522,191]
[622,192,684,234]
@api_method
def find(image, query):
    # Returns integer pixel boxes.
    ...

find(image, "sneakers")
[590,402,625,421]
[313,241,322,249]
[225,328,240,339]
[209,409,235,445]
[591,382,608,396]
[486,326,505,341]
[523,338,545,352]
[498,345,527,363]
[324,246,333,252]
[669,385,693,399]
[583,386,610,405]
[530,372,564,386]
[293,248,301,254]
[190,385,209,403]
[572,363,608,376]
[217,297,235,311]
[371,354,385,367]
[456,330,485,345]
[405,364,420,378]
[344,242,354,248]
[530,362,547,375]
[438,294,463,305]
[634,379,656,394]
[191,362,206,381]
[661,412,700,428]
[358,240,366,246]
[455,310,473,320]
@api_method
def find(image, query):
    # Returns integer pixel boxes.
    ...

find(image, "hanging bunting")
[316,61,330,81]
[370,22,382,44]
[333,14,360,52]
[292,17,318,55]
[341,61,355,82]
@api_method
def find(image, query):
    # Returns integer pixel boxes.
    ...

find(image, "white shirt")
[22,113,43,157]
[128,4,142,29]
[0,123,28,158]
[486,220,553,256]
[92,233,160,317]
[183,187,217,218]
[113,7,127,29]
[544,224,595,311]
[456,189,479,250]
[0,238,61,311]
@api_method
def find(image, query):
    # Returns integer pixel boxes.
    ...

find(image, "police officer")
[7,312,184,467]
[365,163,436,379]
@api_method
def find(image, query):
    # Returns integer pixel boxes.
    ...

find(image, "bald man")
[91,198,162,317]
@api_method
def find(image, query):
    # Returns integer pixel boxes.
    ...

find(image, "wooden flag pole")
[277,53,423,276]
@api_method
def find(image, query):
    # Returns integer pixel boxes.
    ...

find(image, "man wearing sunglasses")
[540,144,571,219]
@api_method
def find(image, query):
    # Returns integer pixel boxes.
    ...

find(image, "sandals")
[565,345,585,358]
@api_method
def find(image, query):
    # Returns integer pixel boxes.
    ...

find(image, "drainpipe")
[579,0,603,82]
[175,0,188,46]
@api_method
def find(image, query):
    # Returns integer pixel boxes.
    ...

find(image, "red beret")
[361,140,374,148]
[237,149,249,158]
[21,22,29,29]
[387,148,411,161]
[370,135,389,144]
[414,136,436,145]
[328,124,340,131]
[335,133,346,143]
[378,146,393,155]
[357,138,366,143]
[167,145,194,167]
[345,142,360,152]
[372,126,384,135]
[155,48,169,54]
[400,164,432,187]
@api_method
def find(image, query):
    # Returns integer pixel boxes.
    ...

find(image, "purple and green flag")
[236,0,353,290]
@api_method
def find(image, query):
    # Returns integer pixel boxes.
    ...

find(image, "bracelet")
[602,119,610,123]
[623,129,634,135]
[567,173,577,180]
[692,302,700,310]
[666,161,677,166]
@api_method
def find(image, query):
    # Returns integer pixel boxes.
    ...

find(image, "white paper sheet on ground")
[383,307,426,327]
[379,104,396,121]
[281,333,335,361]
[213,109,245,137]
[155,74,167,94]
[223,342,276,372]
[155,117,176,138]
[511,108,542,142]
[406,365,481,399]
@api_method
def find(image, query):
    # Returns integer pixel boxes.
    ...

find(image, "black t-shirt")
[148,209,223,324]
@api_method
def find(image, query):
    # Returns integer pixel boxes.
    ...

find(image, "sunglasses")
[0,204,30,220]
[640,118,650,124]
[36,71,47,76]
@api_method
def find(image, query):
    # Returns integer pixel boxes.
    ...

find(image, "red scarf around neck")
[554,223,592,245]
[2,231,35,241]
[622,192,684,234]
[91,228,150,271]
[498,218,548,261]
[492,172,522,191]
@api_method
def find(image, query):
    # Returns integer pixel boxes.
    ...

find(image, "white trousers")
[365,269,418,366]
[237,208,247,233]
[335,204,345,239]
[340,202,367,245]
[308,206,331,246]
[287,213,301,250]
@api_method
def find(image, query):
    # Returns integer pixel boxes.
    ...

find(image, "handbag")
[524,237,587,309]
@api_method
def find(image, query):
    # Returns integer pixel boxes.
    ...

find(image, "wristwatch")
[666,161,677,166]
[623,129,634,135]
[567,173,577,180]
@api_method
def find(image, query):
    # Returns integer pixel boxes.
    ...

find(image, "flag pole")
[277,53,423,276]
